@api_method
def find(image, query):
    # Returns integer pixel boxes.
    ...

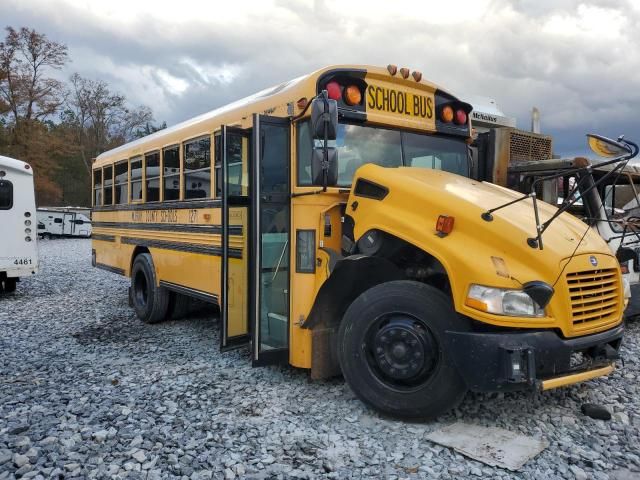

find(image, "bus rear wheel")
[337,280,467,419]
[167,292,191,320]
[131,253,169,324]
[2,278,17,293]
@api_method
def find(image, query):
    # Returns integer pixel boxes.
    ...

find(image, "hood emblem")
[589,256,598,267]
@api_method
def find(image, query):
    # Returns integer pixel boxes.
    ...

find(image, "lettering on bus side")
[366,85,433,119]
[160,209,178,223]
[130,210,178,223]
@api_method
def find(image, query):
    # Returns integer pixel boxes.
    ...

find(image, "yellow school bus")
[92,64,624,418]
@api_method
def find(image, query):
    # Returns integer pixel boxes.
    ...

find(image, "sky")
[1,0,639,157]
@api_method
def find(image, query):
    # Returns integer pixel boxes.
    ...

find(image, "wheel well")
[130,246,150,274]
[374,231,452,296]
[304,230,453,380]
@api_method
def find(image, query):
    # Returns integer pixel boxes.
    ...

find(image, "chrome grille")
[566,268,620,329]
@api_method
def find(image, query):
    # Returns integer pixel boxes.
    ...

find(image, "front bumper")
[446,323,623,392]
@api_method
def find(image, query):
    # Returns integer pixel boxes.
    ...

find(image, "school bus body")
[92,64,624,418]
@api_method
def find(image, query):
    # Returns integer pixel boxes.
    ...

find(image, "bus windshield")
[297,121,469,187]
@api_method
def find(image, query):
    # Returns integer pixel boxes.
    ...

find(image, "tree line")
[0,26,165,206]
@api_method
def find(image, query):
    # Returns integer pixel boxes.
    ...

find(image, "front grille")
[566,268,620,330]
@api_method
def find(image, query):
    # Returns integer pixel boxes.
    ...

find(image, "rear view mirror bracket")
[310,91,339,189]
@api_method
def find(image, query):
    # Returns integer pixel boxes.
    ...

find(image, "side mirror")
[587,133,632,158]
[309,91,339,188]
[310,93,338,140]
[312,148,338,186]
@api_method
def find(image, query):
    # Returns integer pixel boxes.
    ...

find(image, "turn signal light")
[296,97,308,109]
[326,81,341,100]
[344,85,362,106]
[454,109,467,125]
[436,215,454,235]
[440,105,454,123]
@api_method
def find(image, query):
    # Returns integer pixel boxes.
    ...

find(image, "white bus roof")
[0,154,33,176]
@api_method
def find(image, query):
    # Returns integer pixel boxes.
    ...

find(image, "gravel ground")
[0,238,639,480]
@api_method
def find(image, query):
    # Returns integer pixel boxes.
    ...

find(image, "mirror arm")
[322,90,330,192]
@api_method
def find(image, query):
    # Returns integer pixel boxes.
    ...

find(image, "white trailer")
[37,208,92,238]
[0,155,38,293]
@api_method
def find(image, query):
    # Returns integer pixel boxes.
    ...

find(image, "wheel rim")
[363,314,440,391]
[133,269,149,308]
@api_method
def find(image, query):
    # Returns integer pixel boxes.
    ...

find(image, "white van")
[0,155,39,293]
[37,209,92,238]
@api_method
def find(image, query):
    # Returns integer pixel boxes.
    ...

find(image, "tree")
[65,73,156,173]
[0,26,161,207]
[0,27,68,130]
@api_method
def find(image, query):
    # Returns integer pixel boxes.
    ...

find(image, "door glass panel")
[220,127,251,350]
[257,121,290,355]
[260,205,289,350]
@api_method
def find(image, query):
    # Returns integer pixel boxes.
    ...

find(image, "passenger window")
[130,156,143,202]
[114,161,128,204]
[103,165,113,205]
[145,151,160,202]
[183,136,211,199]
[215,132,246,197]
[93,169,102,206]
[54,218,62,224]
[0,180,13,210]
[163,145,180,201]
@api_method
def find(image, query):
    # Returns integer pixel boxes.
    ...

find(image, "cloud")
[1,0,639,156]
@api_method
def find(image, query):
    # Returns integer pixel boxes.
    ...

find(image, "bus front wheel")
[337,280,467,419]
[131,253,169,324]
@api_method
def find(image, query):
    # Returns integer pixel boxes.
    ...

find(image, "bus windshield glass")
[297,121,469,186]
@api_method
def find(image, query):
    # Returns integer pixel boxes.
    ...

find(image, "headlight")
[466,284,545,317]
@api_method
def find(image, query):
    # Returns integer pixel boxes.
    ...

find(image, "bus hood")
[349,165,612,270]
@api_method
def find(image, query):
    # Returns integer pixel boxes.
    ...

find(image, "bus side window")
[103,165,114,205]
[93,168,102,206]
[130,156,143,202]
[0,179,13,210]
[183,136,211,199]
[163,145,180,201]
[214,134,222,197]
[227,133,245,196]
[114,161,128,204]
[145,151,160,202]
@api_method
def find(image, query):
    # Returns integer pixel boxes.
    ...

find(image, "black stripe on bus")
[91,233,116,242]
[92,199,222,212]
[121,237,242,259]
[95,263,125,276]
[93,222,243,235]
[159,281,219,305]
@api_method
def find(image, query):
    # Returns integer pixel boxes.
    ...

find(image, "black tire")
[338,280,467,419]
[130,253,169,324]
[3,278,17,293]
[167,292,191,320]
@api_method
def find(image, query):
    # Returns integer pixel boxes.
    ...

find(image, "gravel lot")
[1,238,639,479]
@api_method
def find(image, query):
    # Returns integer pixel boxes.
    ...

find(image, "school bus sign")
[364,78,436,130]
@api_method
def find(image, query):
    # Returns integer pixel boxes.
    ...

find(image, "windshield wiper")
[480,137,639,250]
